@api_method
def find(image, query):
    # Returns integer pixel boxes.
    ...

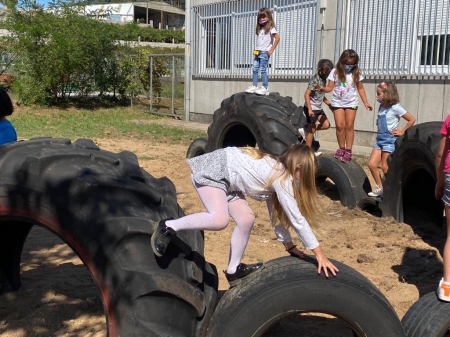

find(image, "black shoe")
[224,262,264,287]
[151,218,176,257]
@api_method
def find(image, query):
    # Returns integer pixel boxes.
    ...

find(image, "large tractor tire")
[206,92,307,155]
[206,256,405,337]
[402,292,450,337]
[380,122,443,223]
[316,154,372,209]
[0,138,218,337]
[186,137,208,159]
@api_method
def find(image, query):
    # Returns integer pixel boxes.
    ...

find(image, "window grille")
[192,0,318,78]
[347,0,450,76]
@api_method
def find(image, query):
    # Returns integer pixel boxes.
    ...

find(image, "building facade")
[188,0,450,146]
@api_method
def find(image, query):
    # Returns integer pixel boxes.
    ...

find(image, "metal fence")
[343,0,450,76]
[148,53,185,118]
[191,0,318,78]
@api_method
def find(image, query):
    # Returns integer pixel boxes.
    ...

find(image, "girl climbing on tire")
[151,144,338,287]
[367,81,415,201]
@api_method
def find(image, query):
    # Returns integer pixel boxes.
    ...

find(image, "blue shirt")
[0,120,17,145]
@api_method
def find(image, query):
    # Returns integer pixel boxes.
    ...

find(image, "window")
[347,0,450,75]
[192,0,318,77]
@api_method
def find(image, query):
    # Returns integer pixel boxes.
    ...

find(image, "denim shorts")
[373,133,396,153]
[303,106,326,124]
[442,174,450,206]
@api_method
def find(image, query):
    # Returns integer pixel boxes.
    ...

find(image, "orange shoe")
[437,278,450,302]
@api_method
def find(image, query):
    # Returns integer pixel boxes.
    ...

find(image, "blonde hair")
[240,144,321,229]
[377,81,400,105]
[255,7,276,35]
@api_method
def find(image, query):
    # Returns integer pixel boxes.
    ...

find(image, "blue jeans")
[373,113,396,153]
[252,51,269,89]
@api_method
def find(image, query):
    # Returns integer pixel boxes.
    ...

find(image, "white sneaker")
[245,85,258,94]
[437,278,450,302]
[314,151,322,157]
[368,185,383,197]
[255,87,269,95]
[298,128,308,143]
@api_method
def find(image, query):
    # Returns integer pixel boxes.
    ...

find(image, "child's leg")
[305,123,315,147]
[380,151,390,176]
[444,204,450,281]
[315,115,330,130]
[368,149,383,187]
[343,108,357,150]
[252,56,261,86]
[167,182,230,231]
[259,53,269,89]
[227,198,256,274]
[332,108,346,148]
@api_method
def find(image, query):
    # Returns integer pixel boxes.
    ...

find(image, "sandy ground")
[0,139,446,336]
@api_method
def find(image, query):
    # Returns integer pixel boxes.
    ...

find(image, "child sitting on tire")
[299,59,334,157]
[367,81,415,201]
[0,89,17,145]
[151,144,338,287]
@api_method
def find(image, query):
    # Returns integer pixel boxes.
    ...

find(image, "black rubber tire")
[316,154,372,209]
[402,291,450,337]
[206,92,308,155]
[380,122,443,223]
[0,138,218,337]
[357,196,383,217]
[186,137,208,158]
[206,256,405,337]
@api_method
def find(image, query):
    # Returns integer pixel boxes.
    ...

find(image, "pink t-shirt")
[441,114,450,173]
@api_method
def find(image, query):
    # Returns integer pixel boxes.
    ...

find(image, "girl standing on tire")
[151,144,338,286]
[245,7,280,96]
[316,49,372,163]
[367,81,415,201]
[435,114,450,301]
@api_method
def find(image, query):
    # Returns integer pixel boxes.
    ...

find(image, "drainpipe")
[334,0,342,63]
[184,0,191,121]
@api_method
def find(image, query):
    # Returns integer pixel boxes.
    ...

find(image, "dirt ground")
[0,139,447,336]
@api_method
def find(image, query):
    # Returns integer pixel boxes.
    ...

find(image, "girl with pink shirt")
[435,115,450,301]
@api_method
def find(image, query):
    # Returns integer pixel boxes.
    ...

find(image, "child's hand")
[315,84,323,92]
[308,109,314,117]
[312,246,339,277]
[364,102,373,111]
[391,128,403,136]
[435,180,445,200]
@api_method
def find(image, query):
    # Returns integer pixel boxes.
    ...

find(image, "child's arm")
[391,112,415,136]
[304,88,315,117]
[436,135,448,200]
[356,81,373,111]
[316,80,334,93]
[268,33,280,56]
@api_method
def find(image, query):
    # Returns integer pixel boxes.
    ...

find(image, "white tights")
[166,180,255,274]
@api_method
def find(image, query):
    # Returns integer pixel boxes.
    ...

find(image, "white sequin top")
[226,147,319,250]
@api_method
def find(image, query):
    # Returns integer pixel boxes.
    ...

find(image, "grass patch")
[10,102,206,144]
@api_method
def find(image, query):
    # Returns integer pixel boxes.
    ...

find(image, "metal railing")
[148,53,185,118]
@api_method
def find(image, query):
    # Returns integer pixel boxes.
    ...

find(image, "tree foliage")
[0,0,184,105]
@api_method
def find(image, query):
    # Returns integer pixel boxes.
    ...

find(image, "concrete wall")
[188,0,450,146]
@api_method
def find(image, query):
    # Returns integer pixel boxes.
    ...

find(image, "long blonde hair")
[240,144,321,229]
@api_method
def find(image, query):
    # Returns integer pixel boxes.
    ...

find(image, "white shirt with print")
[327,68,364,108]
[255,27,278,51]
